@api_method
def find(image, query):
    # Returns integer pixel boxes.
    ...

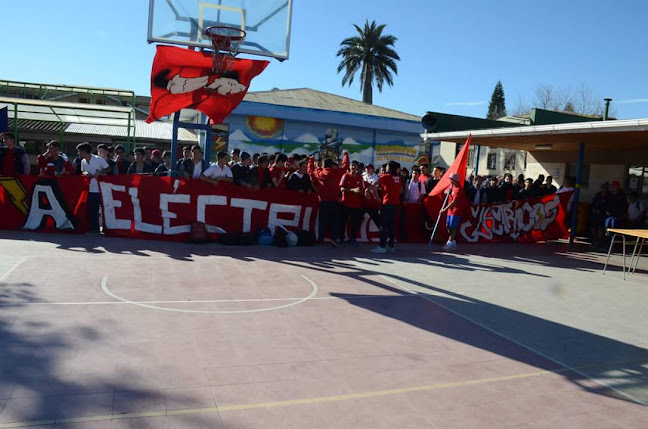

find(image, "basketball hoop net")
[204,26,246,75]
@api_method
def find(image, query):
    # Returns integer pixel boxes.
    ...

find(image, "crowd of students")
[1,131,640,251]
[589,181,643,250]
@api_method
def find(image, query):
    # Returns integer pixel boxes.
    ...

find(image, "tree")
[486,81,507,119]
[513,83,609,117]
[336,20,400,104]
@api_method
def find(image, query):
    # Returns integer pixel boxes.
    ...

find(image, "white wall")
[525,160,565,184]
[474,146,527,177]
[584,164,626,201]
[438,140,456,168]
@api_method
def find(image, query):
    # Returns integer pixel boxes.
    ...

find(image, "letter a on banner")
[23,183,75,230]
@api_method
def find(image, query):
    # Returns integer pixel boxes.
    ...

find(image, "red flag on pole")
[428,134,471,197]
[424,134,471,236]
[146,45,269,124]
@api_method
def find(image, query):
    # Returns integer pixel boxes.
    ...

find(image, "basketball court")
[0,231,647,428]
[0,1,646,427]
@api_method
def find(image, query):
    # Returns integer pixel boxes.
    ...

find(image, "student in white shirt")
[178,145,205,179]
[406,167,427,203]
[627,192,645,227]
[77,142,110,233]
[362,164,379,185]
[201,151,233,185]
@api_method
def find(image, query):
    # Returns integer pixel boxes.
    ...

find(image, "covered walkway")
[425,118,648,245]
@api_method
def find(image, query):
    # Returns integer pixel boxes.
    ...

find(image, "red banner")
[98,175,320,241]
[0,175,572,245]
[425,192,573,244]
[0,175,89,233]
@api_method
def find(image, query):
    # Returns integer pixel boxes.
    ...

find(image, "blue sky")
[1,0,647,119]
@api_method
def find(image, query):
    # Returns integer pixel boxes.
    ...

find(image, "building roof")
[1,96,135,127]
[243,88,421,122]
[66,120,198,143]
[424,118,648,152]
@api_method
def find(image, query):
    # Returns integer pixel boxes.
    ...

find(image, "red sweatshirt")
[308,153,350,202]
[340,172,365,208]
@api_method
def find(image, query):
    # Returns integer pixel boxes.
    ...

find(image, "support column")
[569,142,585,248]
[170,111,180,174]
[201,114,213,165]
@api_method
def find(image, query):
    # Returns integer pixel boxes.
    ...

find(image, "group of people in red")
[0,133,471,250]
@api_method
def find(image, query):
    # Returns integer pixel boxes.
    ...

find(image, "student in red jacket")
[371,161,403,254]
[308,152,350,247]
[37,140,74,177]
[339,160,365,246]
[269,153,288,189]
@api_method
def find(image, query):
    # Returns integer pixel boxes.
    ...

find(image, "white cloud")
[347,147,374,164]
[229,129,250,142]
[342,137,360,145]
[287,147,311,155]
[617,98,648,104]
[445,101,488,106]
[230,142,281,155]
[293,133,320,143]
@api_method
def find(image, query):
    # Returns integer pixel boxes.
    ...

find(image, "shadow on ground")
[1,231,647,414]
[276,256,648,407]
[0,282,222,427]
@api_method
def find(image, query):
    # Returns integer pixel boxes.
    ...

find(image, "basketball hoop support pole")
[170,110,215,175]
[170,112,180,174]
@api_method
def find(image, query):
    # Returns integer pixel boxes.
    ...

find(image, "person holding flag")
[425,135,471,248]
[440,172,469,250]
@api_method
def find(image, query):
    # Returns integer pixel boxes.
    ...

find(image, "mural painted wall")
[374,130,427,167]
[227,115,425,166]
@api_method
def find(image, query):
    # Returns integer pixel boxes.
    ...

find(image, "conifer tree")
[487,81,507,120]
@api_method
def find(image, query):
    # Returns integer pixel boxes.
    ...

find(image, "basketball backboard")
[147,0,293,60]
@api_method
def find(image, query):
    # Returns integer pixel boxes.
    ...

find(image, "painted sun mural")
[245,116,284,139]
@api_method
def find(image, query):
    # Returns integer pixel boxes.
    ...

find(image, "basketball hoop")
[204,26,246,75]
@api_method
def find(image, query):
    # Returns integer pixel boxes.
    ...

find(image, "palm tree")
[336,20,400,104]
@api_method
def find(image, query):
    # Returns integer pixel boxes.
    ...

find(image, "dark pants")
[365,207,381,230]
[319,201,340,242]
[88,192,101,232]
[398,204,408,242]
[340,206,364,241]
[380,204,398,248]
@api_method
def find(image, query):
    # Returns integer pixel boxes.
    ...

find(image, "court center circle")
[100,274,318,314]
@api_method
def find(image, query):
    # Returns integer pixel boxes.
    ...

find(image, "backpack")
[274,225,289,247]
[295,229,316,246]
[257,228,273,246]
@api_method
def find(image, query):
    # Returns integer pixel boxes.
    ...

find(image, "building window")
[504,153,516,170]
[467,148,475,167]
[455,145,476,168]
[566,163,591,188]
[78,97,88,104]
[627,166,648,195]
[487,153,497,170]
[523,151,528,170]
[96,99,105,105]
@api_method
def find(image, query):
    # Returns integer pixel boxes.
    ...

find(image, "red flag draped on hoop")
[424,134,471,218]
[146,45,269,124]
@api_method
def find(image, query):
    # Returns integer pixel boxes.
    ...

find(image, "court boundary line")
[0,359,645,428]
[381,274,648,407]
[0,294,415,307]
[0,257,28,283]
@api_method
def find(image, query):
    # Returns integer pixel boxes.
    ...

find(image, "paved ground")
[0,231,647,428]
